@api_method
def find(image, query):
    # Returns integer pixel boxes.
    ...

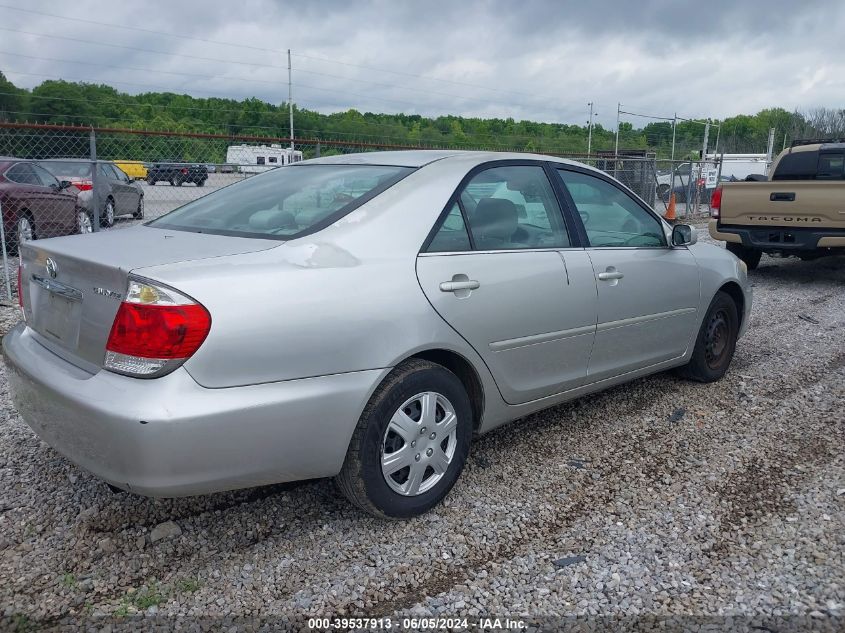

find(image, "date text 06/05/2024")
[307,617,526,630]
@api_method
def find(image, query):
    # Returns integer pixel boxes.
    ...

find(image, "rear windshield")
[149,164,414,239]
[40,161,92,179]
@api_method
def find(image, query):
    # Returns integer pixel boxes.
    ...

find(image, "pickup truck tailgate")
[720,181,845,228]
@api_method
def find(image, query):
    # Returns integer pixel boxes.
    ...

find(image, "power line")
[0,3,546,100]
[0,27,546,113]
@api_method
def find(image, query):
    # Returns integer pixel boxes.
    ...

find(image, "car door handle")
[439,280,480,292]
[597,271,624,281]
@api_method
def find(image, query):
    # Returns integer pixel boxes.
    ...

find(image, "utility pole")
[669,113,677,192]
[614,102,621,158]
[713,122,721,156]
[766,127,776,165]
[587,101,596,156]
[287,49,294,150]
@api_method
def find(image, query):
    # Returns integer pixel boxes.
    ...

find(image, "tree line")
[0,71,842,159]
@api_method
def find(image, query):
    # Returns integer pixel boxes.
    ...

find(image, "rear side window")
[5,163,40,185]
[427,203,471,252]
[817,153,844,180]
[149,164,414,239]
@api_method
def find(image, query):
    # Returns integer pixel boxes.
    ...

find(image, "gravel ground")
[0,231,843,631]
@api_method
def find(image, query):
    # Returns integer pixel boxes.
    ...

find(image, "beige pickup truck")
[709,141,845,269]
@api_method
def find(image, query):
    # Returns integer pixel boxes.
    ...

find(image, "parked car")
[113,160,148,181]
[0,157,89,252]
[4,151,752,518]
[39,159,144,227]
[145,162,208,186]
[710,140,845,269]
[660,176,733,203]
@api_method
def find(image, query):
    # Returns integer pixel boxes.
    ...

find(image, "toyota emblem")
[46,258,57,279]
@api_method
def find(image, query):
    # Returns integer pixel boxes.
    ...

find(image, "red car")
[0,158,90,253]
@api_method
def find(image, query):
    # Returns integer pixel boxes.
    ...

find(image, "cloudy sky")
[0,0,843,128]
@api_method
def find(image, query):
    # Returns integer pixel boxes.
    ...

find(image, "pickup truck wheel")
[676,291,739,383]
[196,178,205,187]
[146,175,156,185]
[335,359,472,518]
[726,243,762,270]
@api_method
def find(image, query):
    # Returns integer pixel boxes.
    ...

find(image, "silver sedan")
[3,151,752,517]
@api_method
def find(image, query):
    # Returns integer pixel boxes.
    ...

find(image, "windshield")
[149,164,414,239]
[40,161,92,178]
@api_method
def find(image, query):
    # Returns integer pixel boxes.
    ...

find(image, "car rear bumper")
[2,323,387,497]
[710,220,845,250]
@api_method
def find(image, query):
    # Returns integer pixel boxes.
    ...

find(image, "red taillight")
[106,303,211,359]
[70,178,93,191]
[710,186,722,218]
[104,279,211,377]
[180,168,188,174]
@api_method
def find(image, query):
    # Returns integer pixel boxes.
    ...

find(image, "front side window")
[557,169,666,248]
[32,164,59,188]
[149,164,413,239]
[269,156,278,164]
[456,165,570,250]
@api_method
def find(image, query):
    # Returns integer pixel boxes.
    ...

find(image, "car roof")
[301,149,591,171]
[37,158,109,163]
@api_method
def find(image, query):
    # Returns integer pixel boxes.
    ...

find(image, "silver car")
[3,151,752,518]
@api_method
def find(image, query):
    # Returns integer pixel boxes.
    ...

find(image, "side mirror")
[58,180,72,190]
[672,224,698,247]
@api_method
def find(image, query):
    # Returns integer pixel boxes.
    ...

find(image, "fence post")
[0,198,11,302]
[90,127,99,232]
[315,140,321,158]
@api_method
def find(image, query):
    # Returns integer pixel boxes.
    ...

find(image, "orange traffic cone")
[664,193,677,224]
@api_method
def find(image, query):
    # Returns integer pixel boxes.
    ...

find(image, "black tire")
[726,242,762,270]
[133,195,144,220]
[676,291,739,383]
[336,359,472,518]
[196,178,205,187]
[146,175,156,186]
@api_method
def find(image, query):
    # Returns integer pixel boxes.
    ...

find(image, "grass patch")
[60,573,76,588]
[176,578,201,593]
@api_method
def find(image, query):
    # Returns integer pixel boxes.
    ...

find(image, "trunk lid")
[719,181,845,228]
[20,226,279,371]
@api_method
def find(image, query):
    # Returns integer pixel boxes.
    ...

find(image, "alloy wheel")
[381,391,458,496]
[18,216,33,244]
[78,211,93,234]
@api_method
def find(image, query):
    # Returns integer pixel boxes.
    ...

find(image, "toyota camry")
[3,151,752,518]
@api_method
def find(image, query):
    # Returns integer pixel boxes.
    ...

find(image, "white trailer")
[226,144,304,173]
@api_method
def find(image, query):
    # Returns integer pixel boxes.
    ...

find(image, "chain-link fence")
[0,122,736,303]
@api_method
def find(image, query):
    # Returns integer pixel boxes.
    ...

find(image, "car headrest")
[472,198,518,242]
[248,209,296,231]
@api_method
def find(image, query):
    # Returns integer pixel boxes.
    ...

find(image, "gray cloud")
[1,0,843,129]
